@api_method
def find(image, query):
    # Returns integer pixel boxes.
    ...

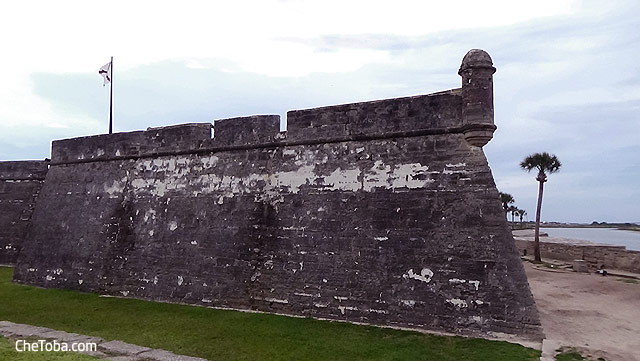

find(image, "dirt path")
[524,261,640,361]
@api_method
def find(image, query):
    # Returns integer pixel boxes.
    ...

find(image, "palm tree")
[499,192,514,212]
[520,152,561,261]
[516,208,527,229]
[508,205,518,229]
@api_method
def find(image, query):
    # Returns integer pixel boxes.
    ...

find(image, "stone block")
[573,260,589,273]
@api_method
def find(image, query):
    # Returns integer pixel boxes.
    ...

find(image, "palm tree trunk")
[534,179,545,262]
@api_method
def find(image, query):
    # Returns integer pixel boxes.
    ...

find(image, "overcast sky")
[1,0,638,223]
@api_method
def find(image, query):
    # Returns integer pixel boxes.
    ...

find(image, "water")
[540,227,640,251]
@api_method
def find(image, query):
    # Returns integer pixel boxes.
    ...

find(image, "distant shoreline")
[515,222,640,232]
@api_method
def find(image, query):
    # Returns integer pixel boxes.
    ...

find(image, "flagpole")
[109,56,113,134]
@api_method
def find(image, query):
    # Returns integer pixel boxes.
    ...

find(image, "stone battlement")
[51,123,212,164]
[0,160,49,180]
[49,89,473,165]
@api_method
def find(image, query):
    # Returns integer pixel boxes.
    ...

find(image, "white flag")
[98,61,111,86]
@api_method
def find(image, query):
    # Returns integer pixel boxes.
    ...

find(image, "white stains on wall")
[400,299,416,307]
[177,275,184,286]
[361,161,436,191]
[202,298,212,303]
[270,166,315,193]
[368,309,388,314]
[250,272,261,282]
[199,155,219,169]
[169,221,178,231]
[445,162,466,168]
[446,298,468,308]
[103,179,125,198]
[336,306,386,315]
[389,163,437,189]
[338,305,358,314]
[443,162,468,175]
[143,209,157,223]
[469,280,480,290]
[403,268,433,283]
[282,148,297,156]
[449,278,480,290]
[374,236,388,241]
[322,168,362,192]
[126,152,459,200]
[258,297,289,304]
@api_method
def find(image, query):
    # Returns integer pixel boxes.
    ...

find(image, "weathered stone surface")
[102,356,139,361]
[0,160,48,264]
[13,50,542,342]
[137,349,209,361]
[0,323,50,337]
[286,90,463,141]
[38,329,104,344]
[213,115,281,146]
[99,340,151,355]
[0,321,16,328]
[50,123,212,164]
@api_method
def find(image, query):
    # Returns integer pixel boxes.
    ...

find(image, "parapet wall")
[13,50,543,342]
[51,123,212,164]
[48,90,465,165]
[286,90,463,141]
[515,239,640,273]
[0,160,49,264]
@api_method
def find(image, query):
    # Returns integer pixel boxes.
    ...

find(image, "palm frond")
[520,152,562,174]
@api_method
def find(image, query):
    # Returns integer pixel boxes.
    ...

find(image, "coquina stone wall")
[13,50,542,342]
[0,161,48,264]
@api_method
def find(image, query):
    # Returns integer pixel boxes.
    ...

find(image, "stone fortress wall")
[5,50,542,342]
[0,160,48,264]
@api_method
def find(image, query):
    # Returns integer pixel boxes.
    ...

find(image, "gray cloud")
[5,0,640,223]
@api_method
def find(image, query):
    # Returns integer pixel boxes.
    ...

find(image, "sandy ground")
[524,261,640,361]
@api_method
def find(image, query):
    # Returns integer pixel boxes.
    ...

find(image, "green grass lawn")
[0,336,98,361]
[0,266,540,361]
